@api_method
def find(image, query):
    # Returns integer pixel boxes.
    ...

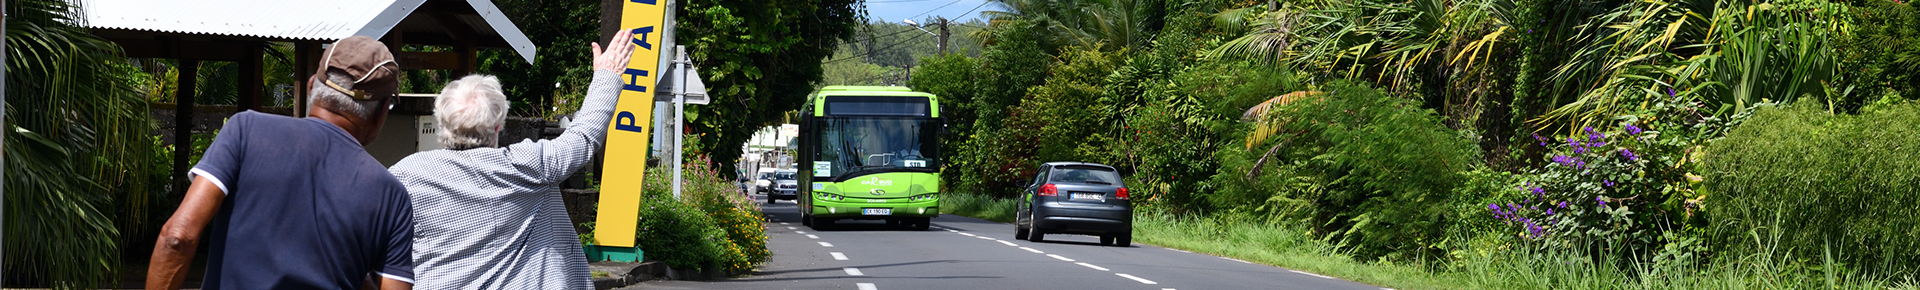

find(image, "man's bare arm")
[380,277,412,290]
[146,176,226,290]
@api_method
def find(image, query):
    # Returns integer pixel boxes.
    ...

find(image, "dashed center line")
[830,252,848,260]
[795,230,807,234]
[997,240,1018,247]
[945,229,959,233]
[1116,273,1159,284]
[975,236,995,240]
[806,234,820,239]
[1075,262,1109,271]
[856,283,878,290]
[786,226,797,230]
[779,222,790,225]
[819,242,835,247]
[958,232,977,237]
[843,267,865,276]
[1290,270,1336,279]
[1019,247,1043,253]
[1046,254,1075,262]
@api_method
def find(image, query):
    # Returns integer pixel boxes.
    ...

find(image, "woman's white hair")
[435,74,509,150]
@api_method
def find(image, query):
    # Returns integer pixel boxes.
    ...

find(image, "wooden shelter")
[83,0,538,190]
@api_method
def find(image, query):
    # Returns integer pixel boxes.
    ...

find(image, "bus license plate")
[1071,193,1105,201]
[863,208,892,215]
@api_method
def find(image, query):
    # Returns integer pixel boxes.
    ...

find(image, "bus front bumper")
[811,200,940,219]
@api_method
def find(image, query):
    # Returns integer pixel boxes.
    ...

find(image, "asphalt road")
[621,194,1390,290]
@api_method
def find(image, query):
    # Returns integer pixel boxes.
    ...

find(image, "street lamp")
[902,19,937,37]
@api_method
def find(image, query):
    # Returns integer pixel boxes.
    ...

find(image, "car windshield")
[773,171,797,180]
[813,117,940,178]
[1048,166,1122,185]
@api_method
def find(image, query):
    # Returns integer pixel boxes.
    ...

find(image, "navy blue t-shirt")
[190,111,414,289]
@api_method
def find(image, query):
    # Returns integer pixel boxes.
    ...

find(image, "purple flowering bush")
[1491,121,1703,254]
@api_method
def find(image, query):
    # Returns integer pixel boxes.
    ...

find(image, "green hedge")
[1703,103,1920,276]
[626,158,769,273]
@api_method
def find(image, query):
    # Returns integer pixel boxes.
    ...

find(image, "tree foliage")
[5,0,153,287]
[679,0,867,178]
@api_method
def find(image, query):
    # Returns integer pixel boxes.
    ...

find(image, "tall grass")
[938,191,1018,223]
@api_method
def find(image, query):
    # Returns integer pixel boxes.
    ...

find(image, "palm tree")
[976,0,1163,52]
[6,0,152,287]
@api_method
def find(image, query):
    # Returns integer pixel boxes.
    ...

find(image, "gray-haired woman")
[388,30,636,290]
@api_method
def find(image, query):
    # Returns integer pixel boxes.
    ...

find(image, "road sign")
[593,0,671,254]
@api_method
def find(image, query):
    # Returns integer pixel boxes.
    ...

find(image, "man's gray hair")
[435,74,509,150]
[309,70,383,122]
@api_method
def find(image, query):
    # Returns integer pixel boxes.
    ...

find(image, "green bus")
[797,86,942,230]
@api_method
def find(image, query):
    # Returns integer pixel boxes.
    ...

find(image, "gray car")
[769,170,799,204]
[1015,162,1132,247]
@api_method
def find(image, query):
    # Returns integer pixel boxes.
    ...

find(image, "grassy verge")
[940,192,1920,290]
[938,191,1017,222]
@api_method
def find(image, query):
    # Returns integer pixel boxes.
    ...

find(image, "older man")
[388,31,634,289]
[147,36,415,290]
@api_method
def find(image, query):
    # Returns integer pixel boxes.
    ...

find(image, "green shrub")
[1223,80,1478,260]
[1703,102,1920,277]
[632,156,769,273]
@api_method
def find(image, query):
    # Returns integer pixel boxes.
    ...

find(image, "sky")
[864,0,993,25]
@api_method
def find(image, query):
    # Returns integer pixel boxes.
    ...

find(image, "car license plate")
[1071,193,1105,201]
[862,208,892,215]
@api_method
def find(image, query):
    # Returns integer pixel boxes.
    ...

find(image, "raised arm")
[508,29,635,183]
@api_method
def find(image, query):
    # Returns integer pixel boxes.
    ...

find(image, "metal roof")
[81,0,536,64]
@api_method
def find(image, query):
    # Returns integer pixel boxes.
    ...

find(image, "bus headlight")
[908,194,937,201]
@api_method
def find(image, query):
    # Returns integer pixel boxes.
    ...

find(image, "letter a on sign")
[595,0,670,249]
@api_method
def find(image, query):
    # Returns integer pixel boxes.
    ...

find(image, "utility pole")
[937,17,949,55]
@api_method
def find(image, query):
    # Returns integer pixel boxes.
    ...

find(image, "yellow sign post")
[590,0,669,262]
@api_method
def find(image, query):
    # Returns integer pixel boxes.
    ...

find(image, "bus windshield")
[813,117,940,179]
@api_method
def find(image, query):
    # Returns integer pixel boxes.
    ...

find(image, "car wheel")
[1100,235,1115,246]
[1027,224,1045,242]
[1014,223,1029,240]
[1116,233,1131,247]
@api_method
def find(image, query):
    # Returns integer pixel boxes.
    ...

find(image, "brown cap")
[315,35,400,101]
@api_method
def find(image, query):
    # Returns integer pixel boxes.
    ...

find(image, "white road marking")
[1075,262,1109,271]
[786,226,797,230]
[1165,248,1193,253]
[795,231,807,234]
[1116,273,1159,284]
[1290,270,1336,279]
[975,236,995,240]
[997,240,1018,246]
[806,234,820,239]
[857,283,878,290]
[830,252,848,260]
[958,232,977,237]
[945,229,959,233]
[819,242,835,247]
[843,267,865,276]
[1046,254,1075,262]
[1019,247,1044,253]
[1222,257,1253,264]
[780,222,790,225]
